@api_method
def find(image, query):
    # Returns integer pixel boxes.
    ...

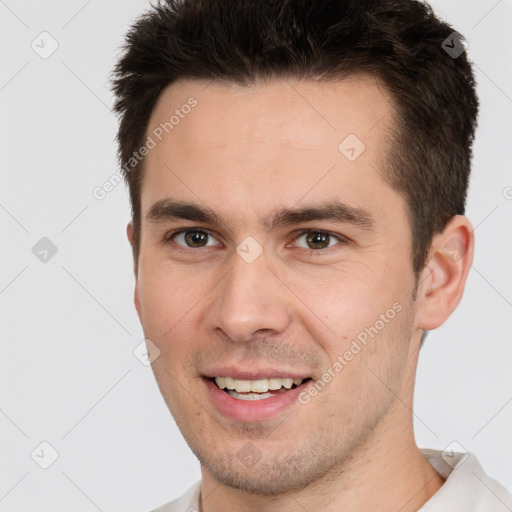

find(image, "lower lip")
[203,378,309,422]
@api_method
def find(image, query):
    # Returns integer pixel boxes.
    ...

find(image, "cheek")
[137,258,205,331]
[302,299,412,430]
[288,266,405,356]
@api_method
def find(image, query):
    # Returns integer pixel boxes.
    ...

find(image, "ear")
[415,215,474,331]
[126,222,138,274]
[126,222,142,322]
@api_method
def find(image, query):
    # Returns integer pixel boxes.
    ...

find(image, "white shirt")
[151,449,512,511]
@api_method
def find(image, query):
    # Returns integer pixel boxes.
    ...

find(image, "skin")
[127,75,474,511]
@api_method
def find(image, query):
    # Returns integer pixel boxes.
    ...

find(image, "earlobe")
[415,215,474,331]
[126,222,138,276]
[126,222,142,322]
[127,222,135,246]
[126,222,135,249]
[134,280,142,323]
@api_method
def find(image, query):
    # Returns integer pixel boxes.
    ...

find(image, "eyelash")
[162,227,349,252]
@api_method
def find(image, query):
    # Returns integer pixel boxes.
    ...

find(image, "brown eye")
[293,230,347,251]
[184,230,208,247]
[171,229,218,248]
[305,231,331,249]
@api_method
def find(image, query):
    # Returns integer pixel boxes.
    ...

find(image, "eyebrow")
[146,198,376,232]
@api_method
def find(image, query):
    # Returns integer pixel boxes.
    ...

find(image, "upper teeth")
[215,377,303,393]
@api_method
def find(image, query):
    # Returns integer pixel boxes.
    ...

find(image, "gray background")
[0,0,511,510]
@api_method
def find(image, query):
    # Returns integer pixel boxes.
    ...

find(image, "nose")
[205,249,292,343]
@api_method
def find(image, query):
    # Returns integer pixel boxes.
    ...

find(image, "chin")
[195,443,339,496]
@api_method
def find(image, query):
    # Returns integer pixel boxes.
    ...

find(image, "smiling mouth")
[212,376,311,401]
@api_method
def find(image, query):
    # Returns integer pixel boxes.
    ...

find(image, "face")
[131,76,423,494]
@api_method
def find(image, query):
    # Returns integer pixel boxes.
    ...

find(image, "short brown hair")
[111,0,479,278]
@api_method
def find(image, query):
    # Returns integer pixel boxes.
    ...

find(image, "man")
[111,0,512,510]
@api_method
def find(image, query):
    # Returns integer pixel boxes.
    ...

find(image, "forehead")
[147,74,393,148]
[140,75,403,228]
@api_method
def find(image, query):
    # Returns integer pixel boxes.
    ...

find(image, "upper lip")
[202,367,313,380]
